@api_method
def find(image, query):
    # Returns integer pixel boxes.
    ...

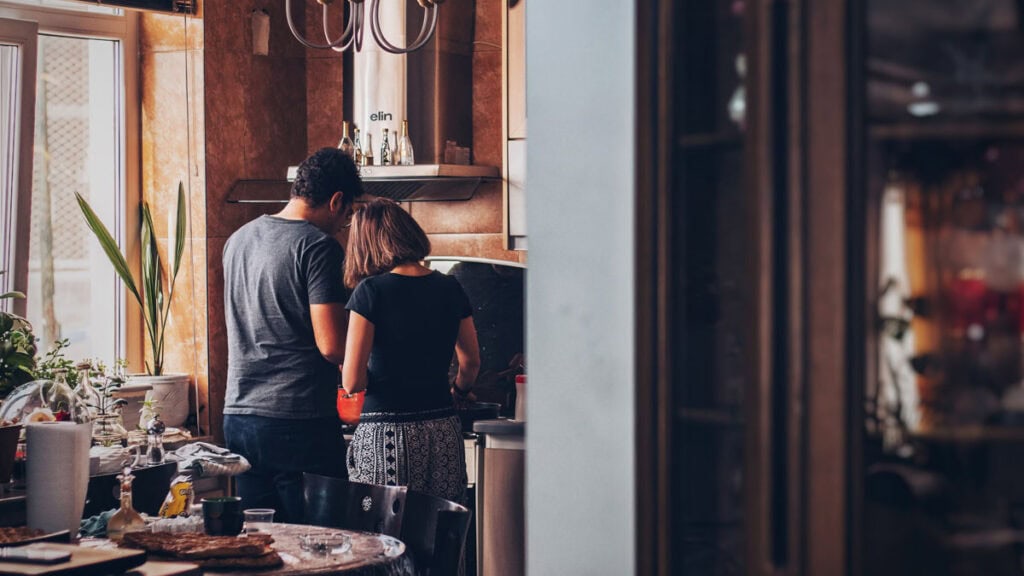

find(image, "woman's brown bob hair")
[344,198,431,288]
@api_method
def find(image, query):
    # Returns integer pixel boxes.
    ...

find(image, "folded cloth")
[89,446,132,476]
[80,509,117,538]
[168,442,250,478]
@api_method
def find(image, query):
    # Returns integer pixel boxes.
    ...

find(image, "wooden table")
[237,523,413,576]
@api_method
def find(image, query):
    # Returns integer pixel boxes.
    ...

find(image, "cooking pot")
[455,402,501,432]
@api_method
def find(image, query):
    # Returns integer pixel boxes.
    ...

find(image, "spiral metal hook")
[287,0,437,54]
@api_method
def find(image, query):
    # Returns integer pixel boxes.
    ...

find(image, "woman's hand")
[451,386,477,408]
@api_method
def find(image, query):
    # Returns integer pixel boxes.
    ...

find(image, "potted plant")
[75,183,191,427]
[0,289,34,482]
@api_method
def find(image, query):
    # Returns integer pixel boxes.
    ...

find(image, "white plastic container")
[514,375,527,422]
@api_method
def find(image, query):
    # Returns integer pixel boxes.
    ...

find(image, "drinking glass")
[242,508,275,534]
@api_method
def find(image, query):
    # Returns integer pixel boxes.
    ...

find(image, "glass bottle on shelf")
[362,133,374,167]
[338,121,355,158]
[74,362,101,420]
[397,119,415,166]
[106,467,146,542]
[353,127,364,166]
[380,128,392,166]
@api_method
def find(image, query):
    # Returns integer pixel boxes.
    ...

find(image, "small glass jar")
[92,414,127,447]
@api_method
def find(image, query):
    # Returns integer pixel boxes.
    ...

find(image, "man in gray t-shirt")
[222,148,362,523]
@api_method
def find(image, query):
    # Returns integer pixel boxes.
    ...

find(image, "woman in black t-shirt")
[341,198,480,503]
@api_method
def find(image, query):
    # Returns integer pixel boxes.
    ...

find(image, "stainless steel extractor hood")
[228,164,499,204]
[354,164,501,201]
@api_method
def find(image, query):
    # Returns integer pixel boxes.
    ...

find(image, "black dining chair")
[83,461,180,518]
[302,473,407,537]
[401,490,472,576]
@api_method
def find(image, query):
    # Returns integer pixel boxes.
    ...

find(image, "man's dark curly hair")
[291,147,364,208]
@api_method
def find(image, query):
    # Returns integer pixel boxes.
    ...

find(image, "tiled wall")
[143,0,523,441]
[409,0,524,263]
[203,0,312,441]
[139,8,209,434]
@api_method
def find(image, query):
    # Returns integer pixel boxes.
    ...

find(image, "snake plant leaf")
[75,192,144,309]
[78,184,188,377]
[173,182,186,280]
[140,202,162,349]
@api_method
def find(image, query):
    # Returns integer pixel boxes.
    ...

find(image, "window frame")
[0,17,37,318]
[0,0,140,368]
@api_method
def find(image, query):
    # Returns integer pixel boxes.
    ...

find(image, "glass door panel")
[27,34,122,363]
[672,0,749,572]
[860,2,1024,575]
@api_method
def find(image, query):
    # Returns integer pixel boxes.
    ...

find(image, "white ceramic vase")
[126,374,191,428]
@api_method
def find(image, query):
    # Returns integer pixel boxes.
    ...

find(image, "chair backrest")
[302,473,407,537]
[84,461,180,518]
[401,490,472,576]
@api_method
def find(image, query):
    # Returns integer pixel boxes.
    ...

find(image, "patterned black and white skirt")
[346,407,467,504]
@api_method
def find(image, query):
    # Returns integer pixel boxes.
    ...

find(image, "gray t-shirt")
[223,215,346,419]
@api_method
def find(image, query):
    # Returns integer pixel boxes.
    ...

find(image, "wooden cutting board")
[127,560,201,576]
[0,544,146,576]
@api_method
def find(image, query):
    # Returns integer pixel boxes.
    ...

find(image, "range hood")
[228,164,499,204]
[227,0,496,204]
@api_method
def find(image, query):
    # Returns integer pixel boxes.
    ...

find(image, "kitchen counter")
[472,419,524,576]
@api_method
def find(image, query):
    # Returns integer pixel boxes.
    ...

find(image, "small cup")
[202,497,243,536]
[242,508,275,533]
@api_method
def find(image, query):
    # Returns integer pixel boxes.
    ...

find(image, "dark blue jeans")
[223,414,347,524]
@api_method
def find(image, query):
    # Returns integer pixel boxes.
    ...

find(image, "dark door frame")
[635,0,853,574]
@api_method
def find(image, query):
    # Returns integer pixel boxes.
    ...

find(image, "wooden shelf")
[676,407,744,427]
[678,132,744,150]
[910,425,1024,444]
[869,120,1024,141]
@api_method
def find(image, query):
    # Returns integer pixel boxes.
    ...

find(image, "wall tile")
[206,236,228,442]
[140,13,203,53]
[427,233,519,262]
[307,57,345,153]
[438,0,477,46]
[473,0,503,50]
[140,7,213,439]
[203,0,249,54]
[246,56,308,178]
[142,50,191,235]
[300,0,341,59]
[472,50,502,168]
[410,181,502,234]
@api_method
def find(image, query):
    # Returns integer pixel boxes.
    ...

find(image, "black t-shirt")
[346,271,473,414]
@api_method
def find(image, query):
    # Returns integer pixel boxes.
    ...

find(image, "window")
[3,0,118,15]
[0,1,138,366]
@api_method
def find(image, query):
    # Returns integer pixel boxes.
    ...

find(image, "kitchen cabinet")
[640,1,1024,575]
[636,0,850,574]
[852,3,1024,576]
[504,0,526,250]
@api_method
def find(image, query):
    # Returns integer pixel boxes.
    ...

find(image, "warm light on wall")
[285,0,444,54]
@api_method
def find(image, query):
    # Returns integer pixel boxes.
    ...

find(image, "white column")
[352,1,406,150]
[525,1,636,574]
